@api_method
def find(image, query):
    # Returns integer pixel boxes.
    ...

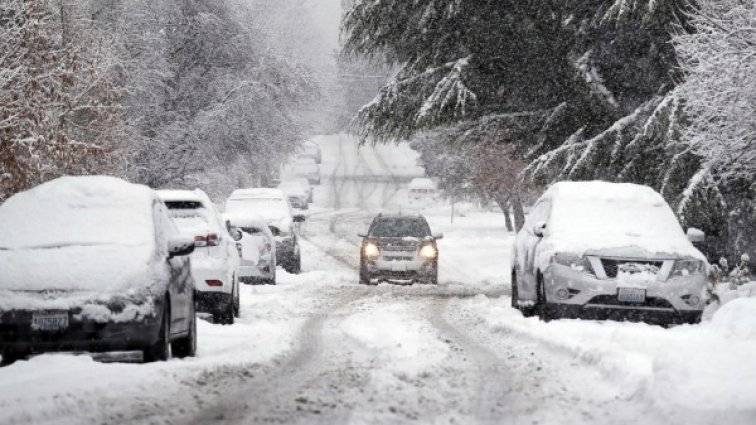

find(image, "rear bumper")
[195,291,232,314]
[0,309,162,354]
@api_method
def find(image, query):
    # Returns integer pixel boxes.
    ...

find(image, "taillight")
[206,280,223,287]
[194,234,219,247]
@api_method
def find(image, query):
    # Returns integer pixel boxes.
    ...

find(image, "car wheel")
[535,273,554,322]
[511,270,520,310]
[172,307,197,358]
[359,264,370,285]
[144,300,171,362]
[233,278,240,318]
[0,350,27,366]
[290,250,302,274]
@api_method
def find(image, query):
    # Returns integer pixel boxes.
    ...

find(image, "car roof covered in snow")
[229,188,286,200]
[223,212,270,229]
[157,189,209,204]
[542,181,665,204]
[408,178,436,190]
[0,176,157,250]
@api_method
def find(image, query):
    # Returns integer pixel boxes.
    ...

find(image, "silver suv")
[511,181,709,325]
[358,214,443,285]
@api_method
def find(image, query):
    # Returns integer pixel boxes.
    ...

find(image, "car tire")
[172,308,197,358]
[290,251,302,274]
[511,270,520,310]
[144,301,171,362]
[0,350,27,366]
[233,280,240,318]
[359,262,371,285]
[214,299,235,325]
[535,273,555,322]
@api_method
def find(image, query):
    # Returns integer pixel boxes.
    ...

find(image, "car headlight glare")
[553,253,594,276]
[419,244,437,259]
[363,242,380,260]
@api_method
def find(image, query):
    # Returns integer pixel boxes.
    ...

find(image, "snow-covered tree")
[0,0,122,201]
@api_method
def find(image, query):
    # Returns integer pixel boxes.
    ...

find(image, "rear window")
[369,218,431,238]
[164,201,203,210]
[163,200,220,235]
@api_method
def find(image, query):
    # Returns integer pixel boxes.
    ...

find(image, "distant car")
[158,189,241,325]
[292,159,321,185]
[511,181,709,325]
[407,178,438,203]
[290,177,313,203]
[358,214,443,285]
[278,180,310,209]
[300,140,322,164]
[226,188,306,273]
[224,214,277,284]
[0,177,197,365]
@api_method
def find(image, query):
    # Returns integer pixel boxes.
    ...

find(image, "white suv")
[158,189,241,325]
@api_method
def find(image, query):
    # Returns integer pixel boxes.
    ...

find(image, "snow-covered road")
[1,134,755,425]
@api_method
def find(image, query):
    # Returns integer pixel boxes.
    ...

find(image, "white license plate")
[390,263,408,272]
[617,288,646,303]
[32,311,69,331]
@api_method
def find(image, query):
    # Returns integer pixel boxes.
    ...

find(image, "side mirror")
[293,214,306,223]
[687,227,705,243]
[168,235,195,258]
[230,227,243,242]
[433,233,444,240]
[533,221,547,238]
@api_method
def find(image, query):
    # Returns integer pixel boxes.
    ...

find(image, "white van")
[408,178,438,202]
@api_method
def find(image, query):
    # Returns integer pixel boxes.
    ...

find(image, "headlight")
[670,259,705,277]
[553,253,594,276]
[419,244,437,259]
[363,242,380,260]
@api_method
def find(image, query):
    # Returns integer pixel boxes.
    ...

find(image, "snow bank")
[454,295,756,412]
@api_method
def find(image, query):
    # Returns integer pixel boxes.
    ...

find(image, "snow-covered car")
[511,181,709,325]
[407,178,438,203]
[226,188,306,273]
[0,177,197,365]
[292,159,321,185]
[158,189,241,325]
[300,140,322,164]
[358,214,443,285]
[278,180,310,210]
[224,214,277,284]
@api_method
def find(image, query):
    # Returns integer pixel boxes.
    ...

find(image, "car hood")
[0,244,165,294]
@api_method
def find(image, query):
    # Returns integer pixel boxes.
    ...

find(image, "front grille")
[586,295,674,309]
[601,259,663,278]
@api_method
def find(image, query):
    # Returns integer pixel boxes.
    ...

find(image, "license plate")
[390,263,408,272]
[617,288,646,303]
[32,311,69,331]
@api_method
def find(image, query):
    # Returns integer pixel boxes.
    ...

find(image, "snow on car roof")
[541,181,704,259]
[156,189,208,204]
[0,176,157,250]
[408,178,436,190]
[223,213,269,229]
[229,188,285,199]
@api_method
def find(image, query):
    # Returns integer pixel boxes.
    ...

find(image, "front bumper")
[541,264,707,323]
[0,308,162,354]
[364,258,437,283]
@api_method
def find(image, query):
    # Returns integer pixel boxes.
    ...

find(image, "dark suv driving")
[358,214,443,285]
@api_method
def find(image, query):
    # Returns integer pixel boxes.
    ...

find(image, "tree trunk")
[512,193,525,232]
[494,195,513,232]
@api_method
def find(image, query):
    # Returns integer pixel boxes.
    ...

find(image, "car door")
[154,201,193,334]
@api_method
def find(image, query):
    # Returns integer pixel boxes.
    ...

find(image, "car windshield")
[368,218,431,238]
[226,198,289,221]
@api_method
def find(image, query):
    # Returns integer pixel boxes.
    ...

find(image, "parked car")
[407,178,438,203]
[278,180,310,209]
[226,188,306,273]
[158,189,241,325]
[358,214,443,285]
[0,176,197,365]
[224,214,277,284]
[292,159,321,185]
[300,140,322,164]
[511,181,709,325]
